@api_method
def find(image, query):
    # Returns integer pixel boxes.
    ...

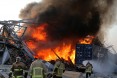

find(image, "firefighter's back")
[29,59,48,78]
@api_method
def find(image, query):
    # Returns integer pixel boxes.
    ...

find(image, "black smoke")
[19,0,115,42]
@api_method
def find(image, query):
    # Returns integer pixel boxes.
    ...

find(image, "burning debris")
[20,0,114,62]
[19,0,116,63]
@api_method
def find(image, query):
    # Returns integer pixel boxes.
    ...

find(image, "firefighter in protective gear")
[29,58,48,78]
[10,57,26,78]
[85,62,93,78]
[53,59,65,78]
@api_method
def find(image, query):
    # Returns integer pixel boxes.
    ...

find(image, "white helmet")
[16,57,21,62]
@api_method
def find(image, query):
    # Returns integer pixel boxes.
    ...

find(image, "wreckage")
[0,19,116,78]
[0,20,35,65]
[0,20,115,62]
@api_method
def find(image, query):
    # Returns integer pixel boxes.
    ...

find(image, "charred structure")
[0,20,34,65]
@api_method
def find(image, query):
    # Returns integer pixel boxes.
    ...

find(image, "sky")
[0,0,42,20]
[0,0,117,52]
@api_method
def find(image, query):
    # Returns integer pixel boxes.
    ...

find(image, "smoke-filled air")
[19,0,116,63]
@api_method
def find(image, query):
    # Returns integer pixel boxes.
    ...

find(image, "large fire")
[25,24,94,63]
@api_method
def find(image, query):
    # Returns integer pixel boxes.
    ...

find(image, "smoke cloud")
[83,51,117,75]
[19,0,116,42]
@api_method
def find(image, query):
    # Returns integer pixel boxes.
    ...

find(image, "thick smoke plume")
[19,0,115,42]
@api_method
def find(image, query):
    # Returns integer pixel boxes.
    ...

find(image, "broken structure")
[0,20,34,65]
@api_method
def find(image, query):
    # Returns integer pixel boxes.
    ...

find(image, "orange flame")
[79,35,94,44]
[26,40,75,63]
[28,24,47,41]
[36,43,75,63]
[26,40,36,50]
[26,24,94,64]
[32,26,47,41]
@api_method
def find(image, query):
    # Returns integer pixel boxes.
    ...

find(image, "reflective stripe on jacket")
[12,75,23,78]
[56,67,64,77]
[54,61,65,77]
[32,67,44,78]
[13,69,23,76]
[85,66,92,73]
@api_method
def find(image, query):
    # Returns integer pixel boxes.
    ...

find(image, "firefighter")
[53,59,65,78]
[29,57,48,78]
[85,62,93,78]
[10,57,26,78]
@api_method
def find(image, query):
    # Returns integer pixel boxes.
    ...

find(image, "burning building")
[19,0,116,64]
